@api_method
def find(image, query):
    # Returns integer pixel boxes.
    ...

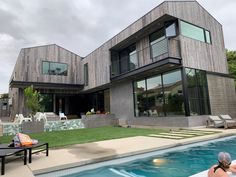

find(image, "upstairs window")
[180,20,211,44]
[42,61,68,76]
[149,28,168,59]
[84,63,89,86]
[119,44,138,74]
[204,30,211,44]
[165,21,177,38]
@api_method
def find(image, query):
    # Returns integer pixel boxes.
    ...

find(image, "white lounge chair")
[34,112,47,123]
[14,114,32,124]
[220,114,236,128]
[207,116,225,128]
[59,113,67,120]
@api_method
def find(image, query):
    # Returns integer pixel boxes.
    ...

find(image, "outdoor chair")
[34,112,47,123]
[14,114,32,124]
[220,114,236,128]
[59,113,67,120]
[207,116,225,128]
[0,142,49,164]
[0,148,27,175]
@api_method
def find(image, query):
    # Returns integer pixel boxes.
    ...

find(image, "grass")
[0,126,167,148]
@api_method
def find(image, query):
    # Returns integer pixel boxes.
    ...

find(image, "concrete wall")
[126,115,208,128]
[110,80,134,120]
[207,74,236,117]
[81,114,118,128]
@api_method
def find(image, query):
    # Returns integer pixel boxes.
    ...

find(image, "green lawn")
[0,126,167,148]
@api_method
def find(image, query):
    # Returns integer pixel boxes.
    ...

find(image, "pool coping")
[33,131,236,176]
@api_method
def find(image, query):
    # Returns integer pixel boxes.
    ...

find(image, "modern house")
[9,1,236,127]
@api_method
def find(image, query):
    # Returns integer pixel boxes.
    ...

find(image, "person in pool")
[208,152,236,177]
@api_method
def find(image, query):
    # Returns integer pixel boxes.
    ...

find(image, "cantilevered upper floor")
[82,1,227,90]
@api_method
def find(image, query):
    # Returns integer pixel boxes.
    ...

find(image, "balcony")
[110,38,181,80]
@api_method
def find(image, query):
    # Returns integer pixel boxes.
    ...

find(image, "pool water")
[61,136,236,177]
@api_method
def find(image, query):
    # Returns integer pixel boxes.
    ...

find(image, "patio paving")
[2,128,236,177]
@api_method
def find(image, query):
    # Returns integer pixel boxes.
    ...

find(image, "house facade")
[9,1,236,127]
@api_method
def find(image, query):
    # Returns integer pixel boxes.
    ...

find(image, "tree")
[0,93,8,99]
[24,86,42,115]
[226,49,236,88]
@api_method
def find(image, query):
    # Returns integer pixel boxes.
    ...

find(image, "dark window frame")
[84,63,89,86]
[180,20,212,44]
[42,61,68,76]
[133,68,185,117]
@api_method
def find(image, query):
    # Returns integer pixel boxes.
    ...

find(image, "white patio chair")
[35,112,47,123]
[14,114,32,124]
[59,113,67,120]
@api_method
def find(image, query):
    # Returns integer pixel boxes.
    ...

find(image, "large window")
[84,63,89,86]
[146,76,164,116]
[180,20,211,44]
[185,68,210,115]
[134,69,184,117]
[42,61,68,76]
[163,70,184,116]
[134,80,147,116]
[41,94,53,112]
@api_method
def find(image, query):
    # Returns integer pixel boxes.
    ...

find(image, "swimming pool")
[38,136,236,177]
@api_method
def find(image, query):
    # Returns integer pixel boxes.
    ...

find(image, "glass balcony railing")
[110,38,181,78]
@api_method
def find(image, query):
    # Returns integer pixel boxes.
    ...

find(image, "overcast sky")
[0,0,235,94]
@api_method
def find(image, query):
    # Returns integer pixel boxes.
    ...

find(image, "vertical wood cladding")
[82,1,228,91]
[11,44,82,85]
[165,1,227,73]
[207,74,236,117]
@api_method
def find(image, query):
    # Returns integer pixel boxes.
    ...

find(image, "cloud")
[0,0,235,93]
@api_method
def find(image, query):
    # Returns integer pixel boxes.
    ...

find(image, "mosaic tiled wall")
[1,119,85,136]
[2,123,22,136]
[44,119,85,132]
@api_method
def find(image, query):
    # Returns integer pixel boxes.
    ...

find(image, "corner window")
[165,22,177,38]
[119,44,138,73]
[84,63,89,86]
[42,61,68,76]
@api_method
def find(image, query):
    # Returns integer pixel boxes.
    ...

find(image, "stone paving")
[2,128,236,177]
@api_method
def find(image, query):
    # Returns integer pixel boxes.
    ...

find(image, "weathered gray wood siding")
[207,74,236,117]
[82,1,227,91]
[11,44,82,85]
[81,2,168,90]
[165,1,227,73]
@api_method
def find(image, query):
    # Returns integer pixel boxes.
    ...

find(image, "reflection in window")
[42,61,68,76]
[180,21,205,42]
[186,68,210,115]
[134,80,147,117]
[146,76,164,117]
[163,70,184,116]
[150,29,168,59]
[165,22,177,38]
[180,20,211,44]
[133,69,185,117]
[41,94,53,112]
[119,44,138,74]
